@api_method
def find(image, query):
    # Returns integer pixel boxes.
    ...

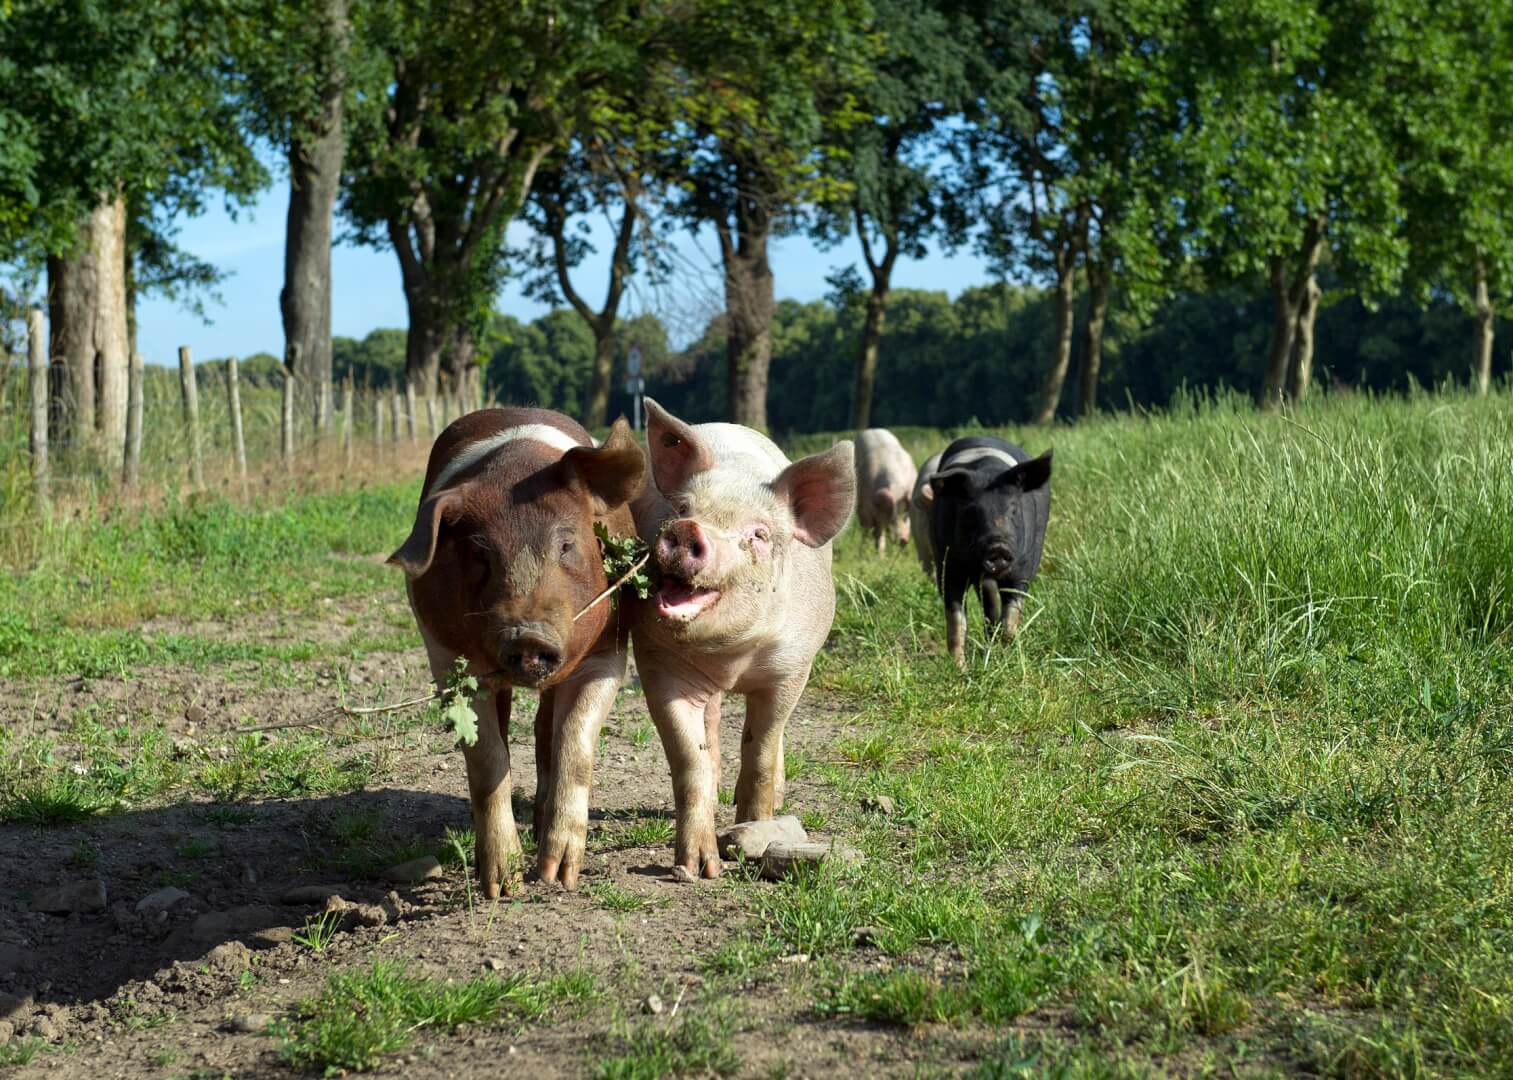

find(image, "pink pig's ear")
[388,487,466,578]
[563,417,647,514]
[644,397,712,494]
[771,441,856,548]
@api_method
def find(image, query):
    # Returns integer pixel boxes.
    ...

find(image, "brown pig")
[855,428,918,554]
[389,408,645,897]
[630,399,856,879]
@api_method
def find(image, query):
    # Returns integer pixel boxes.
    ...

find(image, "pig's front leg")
[533,690,556,845]
[735,674,807,823]
[537,651,624,889]
[419,631,522,898]
[462,689,525,898]
[642,667,720,879]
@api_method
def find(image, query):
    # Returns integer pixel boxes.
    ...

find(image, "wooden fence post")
[178,345,204,489]
[390,390,403,443]
[124,350,144,488]
[373,394,384,461]
[426,393,438,438]
[27,308,49,510]
[281,368,297,468]
[317,376,332,436]
[226,355,248,486]
[341,378,354,468]
[404,381,418,443]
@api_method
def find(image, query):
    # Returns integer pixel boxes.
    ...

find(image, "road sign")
[624,375,645,395]
[626,345,642,377]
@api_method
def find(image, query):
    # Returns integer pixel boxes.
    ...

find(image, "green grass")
[279,959,598,1074]
[593,1005,741,1080]
[587,881,649,913]
[4,387,1512,1074]
[779,389,1513,1072]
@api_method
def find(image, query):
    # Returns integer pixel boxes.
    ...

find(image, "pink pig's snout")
[657,519,710,579]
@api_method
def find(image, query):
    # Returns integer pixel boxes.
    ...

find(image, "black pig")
[927,436,1052,665]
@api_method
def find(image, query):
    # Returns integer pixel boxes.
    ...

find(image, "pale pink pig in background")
[630,399,856,879]
[855,428,918,554]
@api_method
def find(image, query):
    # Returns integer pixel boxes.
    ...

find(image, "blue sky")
[132,179,997,364]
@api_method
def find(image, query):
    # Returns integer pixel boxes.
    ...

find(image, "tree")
[654,0,874,429]
[233,0,358,429]
[814,0,973,430]
[1397,0,1513,396]
[343,0,640,401]
[518,134,662,429]
[1173,1,1412,410]
[0,0,261,466]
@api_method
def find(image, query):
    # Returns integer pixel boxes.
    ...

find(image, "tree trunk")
[1473,257,1494,396]
[1260,216,1326,412]
[718,170,776,430]
[587,325,615,429]
[1033,237,1079,426]
[1288,274,1320,402]
[46,195,130,467]
[280,0,347,432]
[1078,261,1109,419]
[851,215,898,431]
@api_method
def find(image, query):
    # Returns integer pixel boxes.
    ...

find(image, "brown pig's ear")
[771,441,856,548]
[388,488,466,578]
[565,418,647,514]
[643,397,712,495]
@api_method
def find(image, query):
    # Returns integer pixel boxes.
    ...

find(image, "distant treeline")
[202,281,1502,434]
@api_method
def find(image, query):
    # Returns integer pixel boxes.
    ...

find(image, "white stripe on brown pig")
[630,399,856,880]
[389,407,645,896]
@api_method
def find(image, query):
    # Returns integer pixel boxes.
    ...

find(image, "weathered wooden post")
[178,345,204,489]
[281,365,297,468]
[404,381,419,443]
[124,350,144,488]
[373,394,384,461]
[425,393,438,438]
[226,355,248,485]
[27,308,49,509]
[390,389,403,443]
[341,377,354,467]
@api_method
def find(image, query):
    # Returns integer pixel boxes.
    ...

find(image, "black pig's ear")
[928,468,976,499]
[993,450,1052,493]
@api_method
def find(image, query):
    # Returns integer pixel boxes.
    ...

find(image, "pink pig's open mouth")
[656,577,721,621]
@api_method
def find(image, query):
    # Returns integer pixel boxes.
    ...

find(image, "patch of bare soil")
[0,608,996,1078]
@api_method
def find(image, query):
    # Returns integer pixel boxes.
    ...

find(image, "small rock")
[861,794,896,816]
[347,904,388,929]
[760,840,865,881]
[32,879,107,914]
[175,905,283,947]
[381,856,443,885]
[204,941,252,972]
[26,1017,58,1042]
[669,865,699,884]
[184,704,208,725]
[347,671,366,686]
[642,994,664,1015]
[280,885,349,905]
[483,957,506,973]
[851,925,885,948]
[716,815,808,860]
[0,1019,12,1046]
[0,992,32,1020]
[170,736,196,757]
[224,1013,271,1034]
[135,887,191,916]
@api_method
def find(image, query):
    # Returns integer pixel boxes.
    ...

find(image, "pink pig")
[630,400,856,878]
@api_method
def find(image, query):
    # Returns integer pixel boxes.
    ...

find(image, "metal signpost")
[625,345,645,431]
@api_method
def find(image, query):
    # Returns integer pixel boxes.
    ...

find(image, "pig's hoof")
[536,843,584,891]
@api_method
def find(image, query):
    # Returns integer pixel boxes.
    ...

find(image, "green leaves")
[594,522,651,602]
[440,656,483,748]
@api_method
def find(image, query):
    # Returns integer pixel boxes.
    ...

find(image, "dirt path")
[0,598,975,1078]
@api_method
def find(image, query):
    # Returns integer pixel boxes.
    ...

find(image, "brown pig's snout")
[657,519,709,578]
[497,622,564,684]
